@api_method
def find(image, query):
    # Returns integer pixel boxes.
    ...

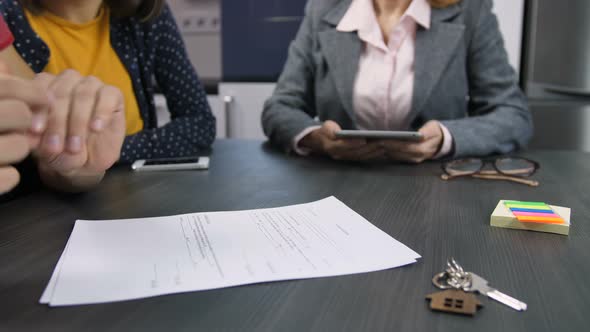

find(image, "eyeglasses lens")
[445,159,483,176]
[495,158,536,176]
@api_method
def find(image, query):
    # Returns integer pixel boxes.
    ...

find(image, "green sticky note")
[503,200,548,207]
[505,204,552,210]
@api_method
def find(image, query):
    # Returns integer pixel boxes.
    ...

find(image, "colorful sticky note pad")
[503,200,565,224]
[491,200,571,235]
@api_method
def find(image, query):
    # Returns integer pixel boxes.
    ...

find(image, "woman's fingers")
[0,73,52,107]
[91,84,124,132]
[38,70,84,158]
[66,76,102,153]
[329,142,382,161]
[0,166,20,194]
[0,133,29,165]
[0,99,33,132]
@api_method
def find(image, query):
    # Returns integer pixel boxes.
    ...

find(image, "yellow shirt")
[25,7,143,135]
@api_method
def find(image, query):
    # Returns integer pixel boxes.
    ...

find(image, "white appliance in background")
[218,83,276,140]
[155,87,272,140]
[155,94,226,138]
[493,0,525,74]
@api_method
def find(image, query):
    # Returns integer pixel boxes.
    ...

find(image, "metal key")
[464,272,528,311]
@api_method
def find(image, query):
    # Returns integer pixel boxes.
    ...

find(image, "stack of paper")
[41,197,420,306]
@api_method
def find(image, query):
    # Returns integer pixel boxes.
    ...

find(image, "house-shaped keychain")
[426,290,483,316]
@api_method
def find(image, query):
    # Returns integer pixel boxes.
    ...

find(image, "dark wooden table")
[1,140,589,331]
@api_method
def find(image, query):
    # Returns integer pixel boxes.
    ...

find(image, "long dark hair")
[19,0,165,21]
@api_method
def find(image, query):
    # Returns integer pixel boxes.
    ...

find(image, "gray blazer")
[261,0,533,158]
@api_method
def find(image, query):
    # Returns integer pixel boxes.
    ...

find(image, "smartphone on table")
[131,156,210,172]
[335,130,424,142]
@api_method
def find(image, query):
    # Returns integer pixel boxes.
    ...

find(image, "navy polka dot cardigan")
[0,1,216,163]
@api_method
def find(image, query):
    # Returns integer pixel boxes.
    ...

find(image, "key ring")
[432,271,472,289]
[449,273,471,289]
[446,258,470,279]
[446,258,465,276]
[432,258,472,290]
[432,272,456,289]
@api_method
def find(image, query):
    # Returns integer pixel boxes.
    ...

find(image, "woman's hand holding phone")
[377,120,444,163]
[300,120,444,163]
[299,120,385,161]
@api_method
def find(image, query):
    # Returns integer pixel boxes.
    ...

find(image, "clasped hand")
[0,65,125,194]
[300,120,444,163]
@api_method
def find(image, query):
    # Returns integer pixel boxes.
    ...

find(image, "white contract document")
[41,197,420,306]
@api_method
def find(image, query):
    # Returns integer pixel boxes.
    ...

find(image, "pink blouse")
[295,0,452,157]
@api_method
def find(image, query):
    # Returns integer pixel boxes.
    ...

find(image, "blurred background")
[161,0,590,152]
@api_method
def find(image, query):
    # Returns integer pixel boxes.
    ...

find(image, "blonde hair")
[428,0,461,8]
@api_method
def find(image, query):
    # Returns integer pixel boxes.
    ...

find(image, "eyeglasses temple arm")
[441,173,539,187]
[471,174,539,187]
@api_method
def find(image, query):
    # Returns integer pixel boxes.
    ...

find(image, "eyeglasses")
[441,157,540,186]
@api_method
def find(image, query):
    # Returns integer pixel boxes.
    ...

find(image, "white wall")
[492,0,525,73]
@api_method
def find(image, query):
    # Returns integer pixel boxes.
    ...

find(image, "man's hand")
[299,120,384,161]
[0,61,50,194]
[378,120,444,164]
[33,70,126,192]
